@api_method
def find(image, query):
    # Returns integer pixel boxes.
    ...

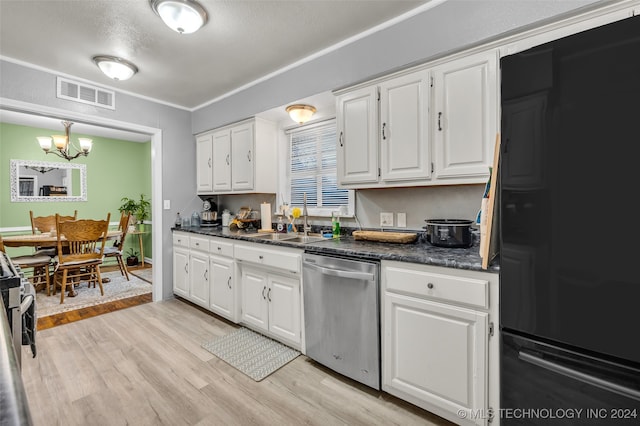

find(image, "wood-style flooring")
[22,298,454,426]
[36,264,152,331]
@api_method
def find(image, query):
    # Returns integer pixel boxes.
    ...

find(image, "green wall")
[0,122,152,262]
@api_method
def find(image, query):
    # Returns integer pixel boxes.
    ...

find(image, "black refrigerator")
[499,14,640,425]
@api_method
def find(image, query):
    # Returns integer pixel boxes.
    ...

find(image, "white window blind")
[288,120,352,215]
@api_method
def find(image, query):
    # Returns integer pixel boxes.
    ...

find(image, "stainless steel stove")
[1,251,37,365]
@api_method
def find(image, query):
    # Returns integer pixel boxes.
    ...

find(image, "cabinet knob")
[259,255,263,260]
[427,282,434,289]
[217,246,221,251]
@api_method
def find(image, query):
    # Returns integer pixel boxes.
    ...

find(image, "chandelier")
[37,121,93,161]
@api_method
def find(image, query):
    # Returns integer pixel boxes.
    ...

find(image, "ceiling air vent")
[56,77,115,110]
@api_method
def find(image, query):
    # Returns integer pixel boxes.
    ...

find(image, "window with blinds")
[288,120,353,215]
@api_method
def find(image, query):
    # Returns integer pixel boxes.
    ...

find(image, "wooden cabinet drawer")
[189,235,210,252]
[172,232,190,248]
[384,263,488,309]
[209,237,234,258]
[234,243,301,273]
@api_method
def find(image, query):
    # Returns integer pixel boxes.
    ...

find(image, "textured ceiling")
[0,0,427,110]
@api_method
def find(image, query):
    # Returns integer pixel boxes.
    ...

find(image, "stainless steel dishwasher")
[302,251,380,390]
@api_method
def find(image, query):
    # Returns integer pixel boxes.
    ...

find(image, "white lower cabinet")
[209,255,235,321]
[172,232,190,298]
[208,237,237,322]
[172,233,239,322]
[189,250,209,308]
[172,246,189,298]
[236,242,303,349]
[239,265,301,348]
[382,260,499,426]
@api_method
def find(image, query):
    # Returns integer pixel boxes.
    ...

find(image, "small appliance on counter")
[424,219,474,248]
[201,198,219,227]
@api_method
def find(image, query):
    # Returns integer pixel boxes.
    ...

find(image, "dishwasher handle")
[303,260,375,281]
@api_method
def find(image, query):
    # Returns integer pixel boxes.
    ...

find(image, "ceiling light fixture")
[92,55,139,81]
[286,104,317,124]
[37,121,92,161]
[150,0,208,34]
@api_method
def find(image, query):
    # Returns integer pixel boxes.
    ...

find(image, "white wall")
[191,0,603,133]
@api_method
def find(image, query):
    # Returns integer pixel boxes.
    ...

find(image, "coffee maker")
[201,198,218,227]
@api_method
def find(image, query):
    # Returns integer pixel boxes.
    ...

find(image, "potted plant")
[119,194,151,229]
[126,248,139,267]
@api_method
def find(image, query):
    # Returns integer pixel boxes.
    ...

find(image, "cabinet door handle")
[247,150,252,162]
[339,131,344,147]
[225,154,230,165]
[227,276,232,289]
[382,123,387,140]
[267,288,272,302]
[204,269,208,281]
[427,282,434,289]
[208,158,212,168]
[185,263,188,274]
[217,246,222,251]
[262,285,267,299]
[438,112,442,131]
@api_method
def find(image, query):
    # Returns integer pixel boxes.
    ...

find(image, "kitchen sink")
[280,235,326,244]
[244,232,327,244]
[244,233,293,241]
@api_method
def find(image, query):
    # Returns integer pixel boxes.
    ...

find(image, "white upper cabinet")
[336,47,498,189]
[230,122,254,191]
[432,50,498,183]
[379,70,431,182]
[336,85,379,185]
[196,117,277,195]
[196,134,213,193]
[211,129,231,191]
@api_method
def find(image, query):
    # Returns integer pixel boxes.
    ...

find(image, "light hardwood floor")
[22,299,454,426]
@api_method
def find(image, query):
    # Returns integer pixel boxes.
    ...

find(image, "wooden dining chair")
[0,234,53,295]
[103,212,132,281]
[52,213,110,304]
[30,210,78,257]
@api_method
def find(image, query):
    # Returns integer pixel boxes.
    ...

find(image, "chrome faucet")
[302,192,311,236]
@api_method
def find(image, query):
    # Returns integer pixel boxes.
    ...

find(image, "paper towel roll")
[260,202,272,231]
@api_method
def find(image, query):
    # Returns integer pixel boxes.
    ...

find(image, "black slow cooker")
[424,219,474,248]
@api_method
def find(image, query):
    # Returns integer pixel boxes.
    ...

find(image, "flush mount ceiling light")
[92,55,139,81]
[37,121,92,161]
[286,104,317,124]
[150,0,208,34]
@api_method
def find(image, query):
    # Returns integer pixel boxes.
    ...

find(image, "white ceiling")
[0,0,427,110]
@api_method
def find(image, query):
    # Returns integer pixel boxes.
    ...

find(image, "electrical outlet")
[163,199,171,210]
[397,212,407,228]
[380,212,394,227]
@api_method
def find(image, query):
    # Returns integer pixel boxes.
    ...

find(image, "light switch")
[163,199,171,210]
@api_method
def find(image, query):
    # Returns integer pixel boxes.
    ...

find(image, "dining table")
[1,230,122,248]
[2,230,123,295]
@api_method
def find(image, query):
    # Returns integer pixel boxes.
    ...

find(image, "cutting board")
[352,230,417,244]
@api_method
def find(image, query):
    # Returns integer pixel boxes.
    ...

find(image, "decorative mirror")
[10,159,87,202]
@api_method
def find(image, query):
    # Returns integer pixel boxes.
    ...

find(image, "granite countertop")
[173,226,500,273]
